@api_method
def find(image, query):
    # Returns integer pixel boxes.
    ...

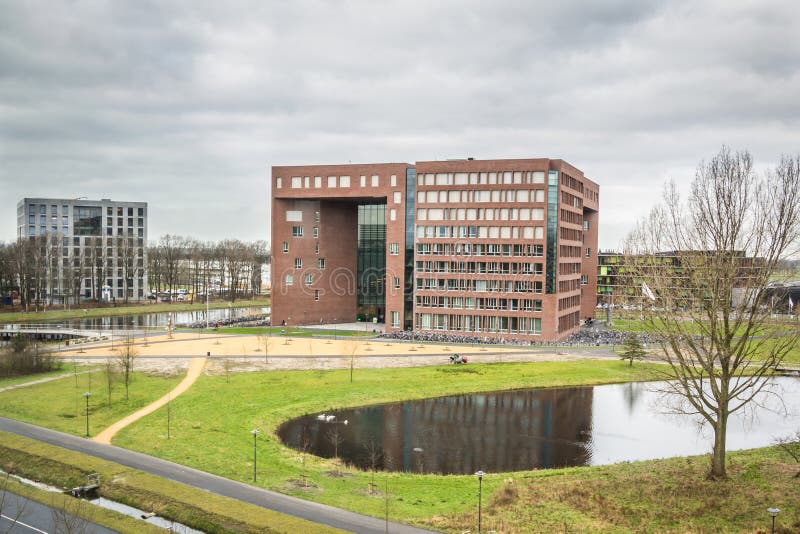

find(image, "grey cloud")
[2,0,800,248]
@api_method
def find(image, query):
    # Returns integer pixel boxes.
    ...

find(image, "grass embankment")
[109,361,657,527]
[0,470,163,534]
[0,432,341,534]
[0,297,271,324]
[430,447,799,533]
[0,369,182,436]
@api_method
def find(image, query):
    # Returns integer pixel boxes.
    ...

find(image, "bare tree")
[364,439,383,494]
[774,430,800,477]
[625,147,800,479]
[343,339,359,383]
[116,335,137,400]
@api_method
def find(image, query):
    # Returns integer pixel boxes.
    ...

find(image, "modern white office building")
[16,198,148,303]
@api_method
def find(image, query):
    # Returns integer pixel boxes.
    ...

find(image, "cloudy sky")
[2,0,799,249]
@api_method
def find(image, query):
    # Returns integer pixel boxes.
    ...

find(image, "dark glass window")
[74,206,102,236]
[357,204,386,321]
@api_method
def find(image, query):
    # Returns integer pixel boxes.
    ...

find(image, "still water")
[38,306,269,329]
[277,377,800,475]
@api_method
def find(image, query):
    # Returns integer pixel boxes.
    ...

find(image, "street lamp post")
[83,391,92,437]
[251,429,259,482]
[475,470,486,533]
[767,507,780,534]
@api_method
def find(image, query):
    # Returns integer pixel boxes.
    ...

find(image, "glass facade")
[546,170,559,294]
[404,167,416,329]
[74,206,102,236]
[357,204,386,321]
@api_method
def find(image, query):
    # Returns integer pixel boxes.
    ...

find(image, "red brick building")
[271,158,599,341]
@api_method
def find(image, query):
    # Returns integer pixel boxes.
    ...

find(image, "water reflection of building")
[278,387,595,475]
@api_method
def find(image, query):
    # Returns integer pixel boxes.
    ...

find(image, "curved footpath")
[92,356,207,444]
[0,417,436,534]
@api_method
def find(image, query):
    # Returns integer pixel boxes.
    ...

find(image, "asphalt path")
[0,487,116,534]
[0,417,437,533]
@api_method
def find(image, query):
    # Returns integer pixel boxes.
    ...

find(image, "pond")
[277,377,800,475]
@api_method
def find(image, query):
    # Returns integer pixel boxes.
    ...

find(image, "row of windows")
[416,225,545,240]
[105,217,144,227]
[419,207,545,221]
[417,171,547,186]
[292,258,327,269]
[277,174,400,189]
[416,278,544,293]
[416,243,544,257]
[417,189,546,204]
[416,261,543,275]
[416,296,543,311]
[416,313,542,335]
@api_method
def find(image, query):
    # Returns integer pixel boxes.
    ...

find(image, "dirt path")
[91,357,207,444]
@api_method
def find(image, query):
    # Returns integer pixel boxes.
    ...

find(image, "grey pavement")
[0,417,437,534]
[0,487,117,534]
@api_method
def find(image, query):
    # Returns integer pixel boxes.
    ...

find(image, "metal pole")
[83,392,91,437]
[478,475,482,533]
[475,470,485,533]
[251,429,259,482]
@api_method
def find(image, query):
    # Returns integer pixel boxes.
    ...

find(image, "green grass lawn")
[0,366,93,389]
[0,369,181,436]
[107,361,659,528]
[0,297,270,324]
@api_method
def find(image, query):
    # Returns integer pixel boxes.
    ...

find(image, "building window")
[295,258,302,269]
[360,175,366,187]
[390,311,400,328]
[291,177,302,188]
[394,277,400,289]
[305,274,313,285]
[393,192,401,204]
[276,177,282,189]
[314,290,320,301]
[581,274,588,285]
[340,175,350,187]
[389,243,399,255]
[371,175,379,187]
[318,258,325,269]
[315,242,320,254]
[583,220,589,230]
[586,247,591,257]
[531,317,542,335]
[328,176,337,188]
[292,226,303,237]
[313,226,318,238]
[314,211,320,223]
[314,176,322,188]
[285,274,294,286]
[391,174,397,187]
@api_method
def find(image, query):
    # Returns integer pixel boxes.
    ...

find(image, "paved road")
[0,487,116,534]
[0,417,437,533]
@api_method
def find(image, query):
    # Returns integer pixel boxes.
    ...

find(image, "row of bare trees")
[147,235,269,302]
[0,234,145,310]
[0,234,269,309]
